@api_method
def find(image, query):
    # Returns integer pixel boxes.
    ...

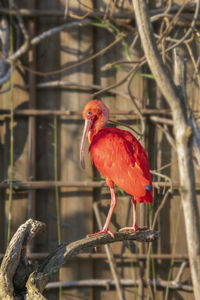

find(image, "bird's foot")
[87,228,114,238]
[119,225,143,234]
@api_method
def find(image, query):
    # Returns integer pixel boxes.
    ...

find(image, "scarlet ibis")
[80,100,153,238]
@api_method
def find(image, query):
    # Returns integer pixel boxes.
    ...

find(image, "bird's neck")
[88,121,105,144]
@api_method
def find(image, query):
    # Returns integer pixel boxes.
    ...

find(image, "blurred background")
[0,0,199,299]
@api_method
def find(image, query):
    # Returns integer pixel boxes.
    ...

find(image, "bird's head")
[80,100,109,169]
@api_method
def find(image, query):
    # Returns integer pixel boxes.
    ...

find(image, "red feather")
[90,127,152,203]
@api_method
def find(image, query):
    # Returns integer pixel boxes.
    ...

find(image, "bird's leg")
[119,197,140,233]
[102,188,117,236]
[87,187,117,238]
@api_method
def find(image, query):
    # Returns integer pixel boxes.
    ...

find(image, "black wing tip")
[145,184,152,192]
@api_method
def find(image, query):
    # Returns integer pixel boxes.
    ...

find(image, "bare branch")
[0,219,159,299]
[8,2,30,63]
[174,260,188,283]
[30,19,91,47]
[0,18,9,57]
[0,17,11,85]
[156,123,177,151]
[132,1,200,299]
[26,229,159,296]
[0,219,46,300]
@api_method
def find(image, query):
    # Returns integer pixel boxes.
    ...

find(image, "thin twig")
[151,189,171,230]
[22,30,124,76]
[127,70,146,137]
[8,2,30,62]
[185,41,200,87]
[174,261,188,283]
[155,123,176,151]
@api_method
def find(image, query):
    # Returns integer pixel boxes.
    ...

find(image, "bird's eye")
[87,111,91,116]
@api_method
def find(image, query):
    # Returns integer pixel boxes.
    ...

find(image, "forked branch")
[0,219,159,299]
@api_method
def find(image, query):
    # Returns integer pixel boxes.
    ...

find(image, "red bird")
[80,100,153,237]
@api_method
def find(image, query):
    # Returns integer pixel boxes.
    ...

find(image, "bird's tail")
[136,188,153,203]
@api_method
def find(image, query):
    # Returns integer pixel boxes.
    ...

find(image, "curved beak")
[80,118,92,169]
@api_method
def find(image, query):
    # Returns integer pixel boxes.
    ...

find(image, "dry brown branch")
[0,219,46,300]
[174,260,188,283]
[8,2,30,63]
[185,42,200,87]
[29,19,91,54]
[132,1,200,299]
[26,229,159,298]
[155,0,200,54]
[156,0,192,44]
[127,71,146,136]
[0,1,30,85]
[26,29,124,76]
[151,189,171,231]
[1,2,197,86]
[64,0,70,18]
[1,18,91,77]
[92,60,146,98]
[156,123,177,151]
[0,17,11,85]
[92,3,199,100]
[149,116,173,126]
[35,81,131,100]
[0,219,159,299]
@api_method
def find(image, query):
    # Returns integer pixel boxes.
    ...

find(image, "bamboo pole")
[0,180,200,190]
[0,252,190,260]
[27,2,36,254]
[0,6,197,21]
[45,278,193,292]
[0,108,172,116]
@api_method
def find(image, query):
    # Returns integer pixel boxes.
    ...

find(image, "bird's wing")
[121,130,151,179]
[90,128,152,199]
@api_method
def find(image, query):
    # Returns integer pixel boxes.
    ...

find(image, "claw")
[87,228,114,238]
[119,225,143,234]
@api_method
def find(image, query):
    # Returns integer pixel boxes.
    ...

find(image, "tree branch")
[26,228,159,297]
[0,219,159,299]
[132,1,200,299]
[0,219,46,300]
